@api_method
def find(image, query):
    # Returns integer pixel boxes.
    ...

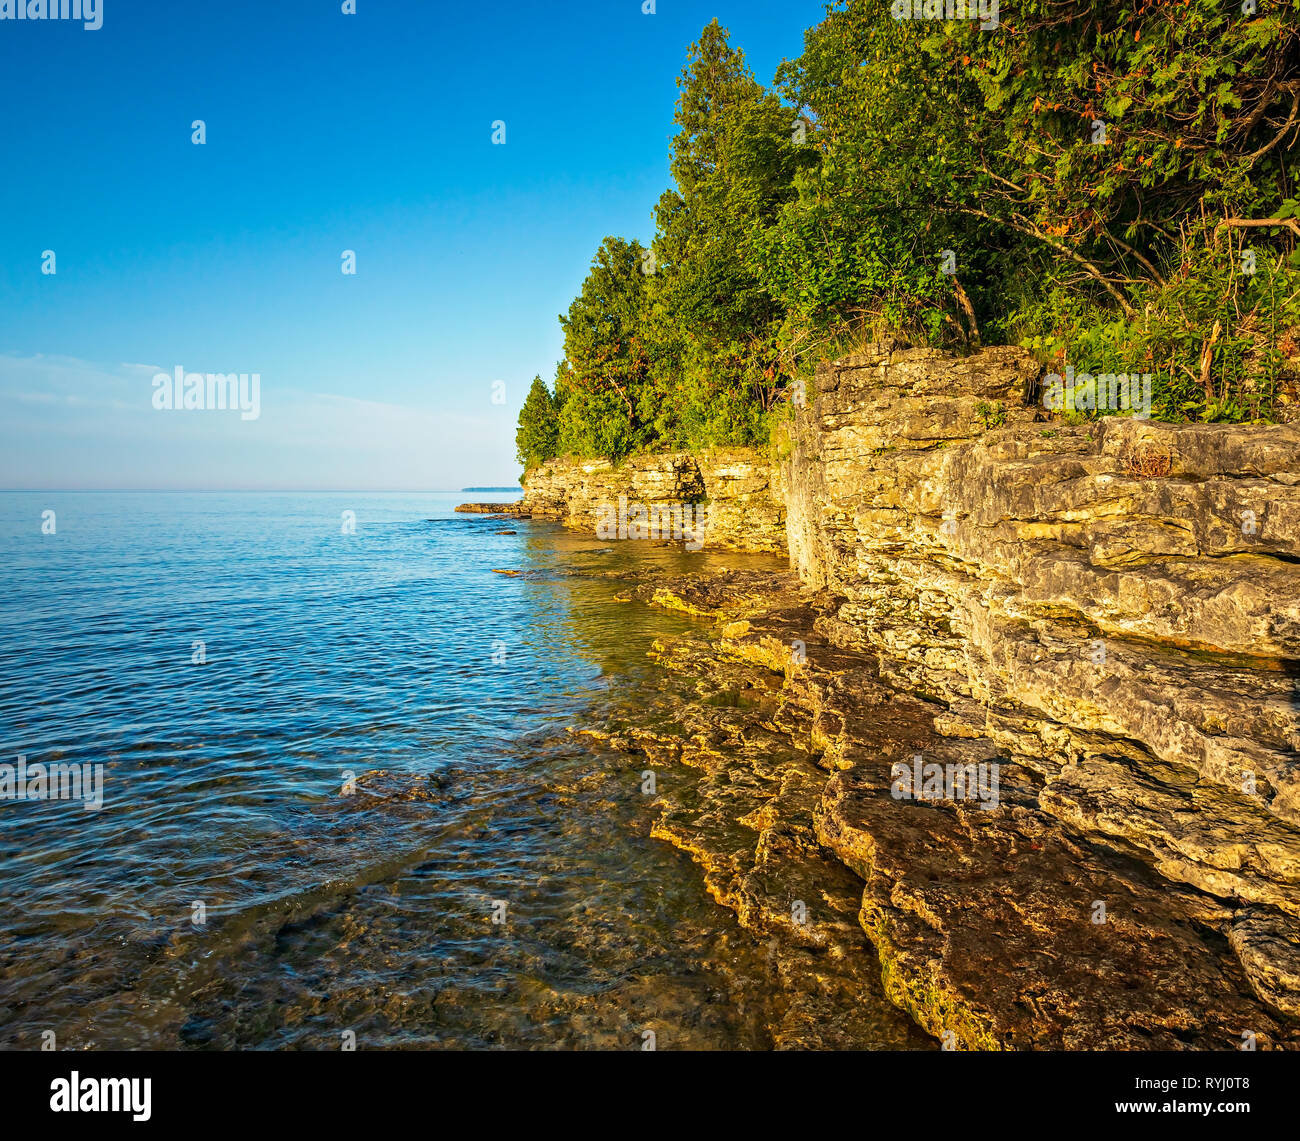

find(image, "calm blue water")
[0,491,810,1049]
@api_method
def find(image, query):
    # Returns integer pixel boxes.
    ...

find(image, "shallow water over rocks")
[0,492,921,1049]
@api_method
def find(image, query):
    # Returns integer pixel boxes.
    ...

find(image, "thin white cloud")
[0,353,516,489]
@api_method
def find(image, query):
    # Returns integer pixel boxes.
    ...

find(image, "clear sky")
[0,0,830,490]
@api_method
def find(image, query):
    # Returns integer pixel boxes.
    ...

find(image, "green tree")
[539,2,1300,454]
[642,20,814,445]
[557,236,653,457]
[770,0,1300,416]
[779,0,1300,326]
[515,374,559,470]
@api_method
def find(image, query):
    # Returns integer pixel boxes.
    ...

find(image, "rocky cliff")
[772,345,1300,1043]
[515,449,786,554]
[493,345,1300,1045]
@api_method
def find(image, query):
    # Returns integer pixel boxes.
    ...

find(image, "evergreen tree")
[515,375,559,470]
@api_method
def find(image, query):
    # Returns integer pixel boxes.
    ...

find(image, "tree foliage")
[520,3,1300,467]
[515,374,559,470]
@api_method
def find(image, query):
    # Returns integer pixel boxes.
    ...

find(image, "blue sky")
[0,0,830,490]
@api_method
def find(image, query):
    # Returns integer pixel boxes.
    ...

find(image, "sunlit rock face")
[505,344,1300,1043]
[521,450,787,554]
[632,567,1300,1048]
[781,344,1300,1028]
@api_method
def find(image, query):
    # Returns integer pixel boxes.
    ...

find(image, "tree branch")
[1214,217,1300,240]
[956,205,1137,318]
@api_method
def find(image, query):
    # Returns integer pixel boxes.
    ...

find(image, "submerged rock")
[621,568,1300,1048]
[501,343,1300,1046]
[455,502,530,516]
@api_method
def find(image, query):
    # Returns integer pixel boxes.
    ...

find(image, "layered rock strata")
[476,343,1300,1044]
[611,568,1300,1048]
[515,450,787,554]
[778,346,1300,1030]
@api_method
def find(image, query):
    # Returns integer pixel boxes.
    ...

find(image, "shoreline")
[538,553,1300,1048]
[472,343,1300,1048]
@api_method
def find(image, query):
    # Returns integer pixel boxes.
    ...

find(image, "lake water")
[0,490,861,1049]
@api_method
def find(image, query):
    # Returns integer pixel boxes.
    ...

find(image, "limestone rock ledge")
[627,570,1300,1048]
[454,501,530,516]
[518,449,787,554]
[780,344,1300,1030]
[486,343,1300,1044]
